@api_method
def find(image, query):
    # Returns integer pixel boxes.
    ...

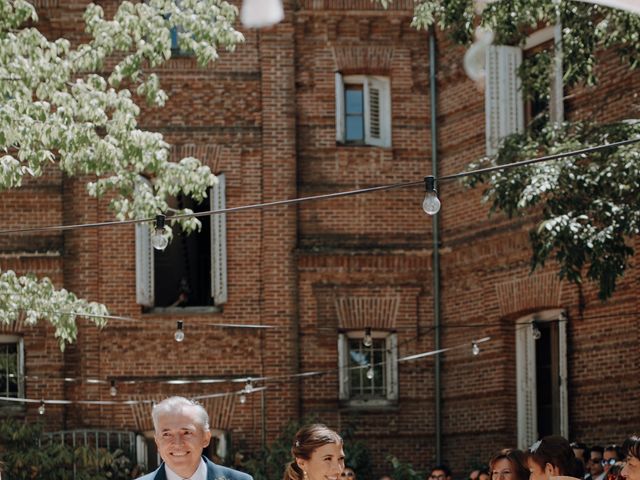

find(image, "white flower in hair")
[530,440,542,452]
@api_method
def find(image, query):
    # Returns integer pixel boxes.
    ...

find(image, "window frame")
[338,330,398,408]
[135,174,227,310]
[515,308,568,449]
[335,73,392,148]
[0,334,25,414]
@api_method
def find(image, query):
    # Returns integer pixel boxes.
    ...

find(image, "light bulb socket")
[155,214,166,230]
[424,175,437,193]
[38,400,46,415]
[176,320,183,331]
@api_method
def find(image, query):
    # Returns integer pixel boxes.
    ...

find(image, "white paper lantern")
[240,0,284,28]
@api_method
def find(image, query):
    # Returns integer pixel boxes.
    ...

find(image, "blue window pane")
[345,89,363,114]
[346,116,364,141]
[170,27,179,50]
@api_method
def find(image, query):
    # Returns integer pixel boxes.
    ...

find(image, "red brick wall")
[1,1,638,479]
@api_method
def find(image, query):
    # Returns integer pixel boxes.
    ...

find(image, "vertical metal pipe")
[429,25,442,465]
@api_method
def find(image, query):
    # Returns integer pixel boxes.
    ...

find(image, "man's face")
[590,452,604,476]
[430,469,448,480]
[154,407,211,478]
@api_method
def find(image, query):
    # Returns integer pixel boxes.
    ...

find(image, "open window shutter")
[558,311,569,439]
[338,334,350,400]
[485,45,524,155]
[135,222,154,307]
[516,322,537,449]
[386,334,398,401]
[364,76,391,148]
[550,23,564,125]
[210,173,227,305]
[335,72,345,143]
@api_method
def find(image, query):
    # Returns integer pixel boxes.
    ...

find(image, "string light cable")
[0,336,492,407]
[0,137,637,236]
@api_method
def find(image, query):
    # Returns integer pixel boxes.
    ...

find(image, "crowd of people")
[139,396,640,480]
[439,437,640,480]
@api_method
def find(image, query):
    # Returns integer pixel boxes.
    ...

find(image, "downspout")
[429,25,442,465]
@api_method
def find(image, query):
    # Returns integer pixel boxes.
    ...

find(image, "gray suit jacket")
[137,456,253,480]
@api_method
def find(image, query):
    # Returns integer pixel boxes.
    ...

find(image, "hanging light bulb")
[363,327,373,347]
[174,320,185,342]
[531,321,542,340]
[38,400,46,415]
[422,176,441,215]
[110,380,118,397]
[366,364,375,380]
[244,378,254,394]
[151,214,169,251]
[240,0,284,28]
[239,392,247,404]
[472,342,480,356]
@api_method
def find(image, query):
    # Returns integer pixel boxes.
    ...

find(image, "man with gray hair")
[137,396,252,480]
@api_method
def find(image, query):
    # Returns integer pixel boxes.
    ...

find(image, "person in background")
[283,424,344,480]
[341,467,356,479]
[601,445,621,478]
[571,443,590,480]
[137,396,252,480]
[589,446,605,480]
[469,470,481,480]
[479,468,491,480]
[428,465,452,480]
[621,435,640,480]
[527,435,581,480]
[489,448,529,480]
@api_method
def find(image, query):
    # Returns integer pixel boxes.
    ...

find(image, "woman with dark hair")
[527,436,581,480]
[621,435,640,480]
[283,424,345,480]
[489,448,530,480]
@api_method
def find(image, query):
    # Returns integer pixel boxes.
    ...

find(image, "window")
[522,25,564,130]
[485,26,563,155]
[136,174,227,309]
[335,74,391,148]
[516,309,568,449]
[338,330,397,407]
[0,335,24,411]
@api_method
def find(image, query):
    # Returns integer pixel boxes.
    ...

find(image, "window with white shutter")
[516,309,568,449]
[135,176,227,310]
[335,74,392,148]
[338,330,398,408]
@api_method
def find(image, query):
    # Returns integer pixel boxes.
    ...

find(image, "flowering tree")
[404,0,640,300]
[0,0,243,348]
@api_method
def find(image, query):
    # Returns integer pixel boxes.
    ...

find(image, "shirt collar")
[165,458,207,480]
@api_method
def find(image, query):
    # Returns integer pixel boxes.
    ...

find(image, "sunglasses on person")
[601,459,617,466]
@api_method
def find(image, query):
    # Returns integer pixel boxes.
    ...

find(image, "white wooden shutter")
[485,45,524,156]
[558,311,569,439]
[516,321,537,449]
[550,23,564,125]
[386,333,398,401]
[210,173,227,305]
[338,334,350,400]
[135,222,154,307]
[335,72,345,143]
[365,76,391,148]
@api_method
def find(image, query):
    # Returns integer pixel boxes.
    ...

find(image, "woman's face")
[527,458,555,480]
[492,458,513,480]
[622,455,640,480]
[297,442,345,480]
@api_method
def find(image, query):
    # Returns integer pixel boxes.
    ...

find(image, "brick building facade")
[1,0,639,477]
